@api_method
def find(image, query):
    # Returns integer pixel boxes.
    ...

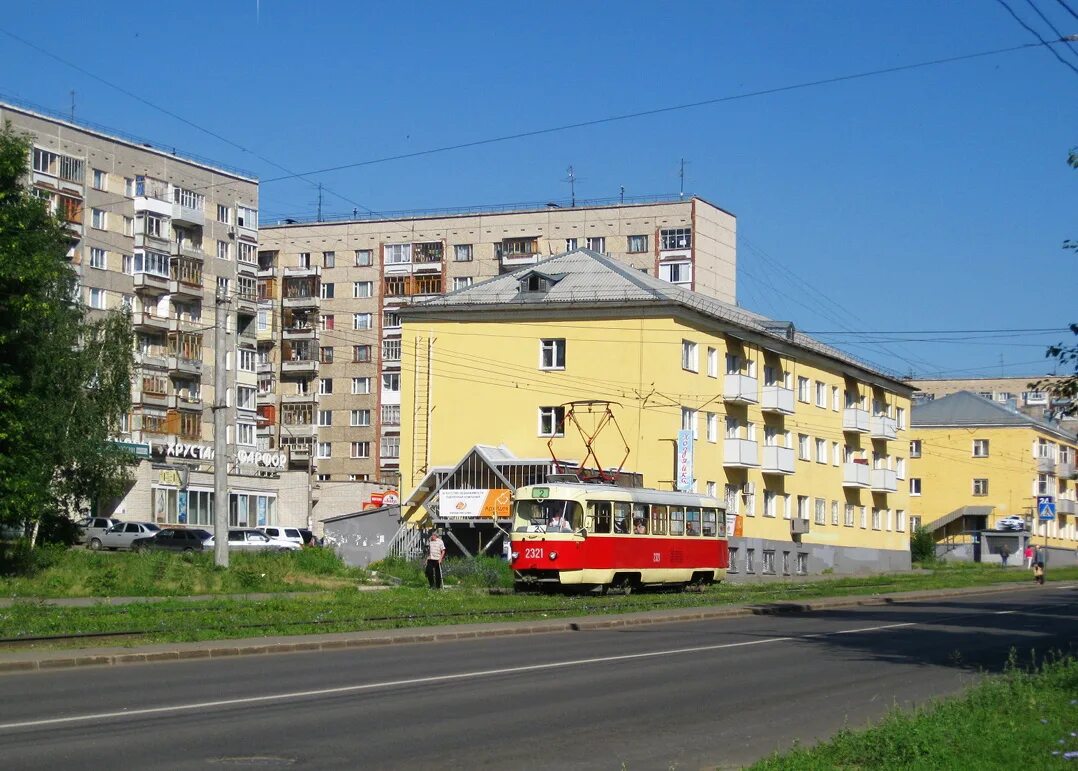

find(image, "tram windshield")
[513,499,582,533]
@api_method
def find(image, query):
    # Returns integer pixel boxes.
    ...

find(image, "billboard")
[438,489,512,519]
[676,429,694,491]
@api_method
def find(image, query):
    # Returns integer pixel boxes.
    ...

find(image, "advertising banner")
[676,429,694,492]
[725,514,743,538]
[438,489,512,519]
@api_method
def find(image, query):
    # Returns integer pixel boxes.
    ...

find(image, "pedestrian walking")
[999,544,1010,567]
[425,530,446,589]
[1034,561,1045,585]
[1024,544,1034,569]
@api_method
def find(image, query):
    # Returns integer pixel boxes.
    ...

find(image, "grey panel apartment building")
[0,100,309,528]
[258,197,738,487]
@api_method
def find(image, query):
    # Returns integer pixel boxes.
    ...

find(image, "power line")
[994,0,1078,75]
[259,39,1068,185]
[1056,0,1078,21]
[1023,0,1078,61]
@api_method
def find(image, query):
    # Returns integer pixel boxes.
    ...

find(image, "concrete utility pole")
[213,287,230,568]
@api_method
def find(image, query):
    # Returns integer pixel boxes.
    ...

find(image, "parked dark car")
[298,528,320,547]
[131,528,213,553]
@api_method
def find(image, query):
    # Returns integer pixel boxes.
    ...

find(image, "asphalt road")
[0,587,1074,770]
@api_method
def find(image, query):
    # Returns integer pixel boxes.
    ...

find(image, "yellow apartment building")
[399,249,914,577]
[909,391,1078,563]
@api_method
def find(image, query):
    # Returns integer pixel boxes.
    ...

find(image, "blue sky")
[1,1,1074,380]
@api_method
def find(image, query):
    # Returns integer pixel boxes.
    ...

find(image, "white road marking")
[0,621,919,731]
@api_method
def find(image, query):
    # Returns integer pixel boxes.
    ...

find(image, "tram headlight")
[511,551,519,560]
[549,551,558,560]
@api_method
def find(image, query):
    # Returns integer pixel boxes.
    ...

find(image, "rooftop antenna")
[679,158,688,199]
[69,90,75,122]
[619,185,624,204]
[317,183,323,223]
[565,165,576,207]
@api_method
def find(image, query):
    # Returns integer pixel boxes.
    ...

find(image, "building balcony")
[237,259,258,276]
[722,375,759,404]
[257,390,276,406]
[236,296,258,316]
[283,266,320,278]
[257,266,277,279]
[1056,497,1076,515]
[133,272,170,295]
[279,423,315,438]
[173,243,205,262]
[134,390,169,409]
[168,393,203,411]
[167,317,200,334]
[237,329,257,348]
[237,224,257,243]
[497,251,540,268]
[1036,456,1057,474]
[870,415,898,441]
[171,203,204,228]
[168,280,203,301]
[760,386,795,415]
[167,356,202,377]
[842,408,870,433]
[133,195,172,217]
[287,445,311,463]
[132,311,169,332]
[870,468,898,493]
[282,392,317,404]
[281,359,319,376]
[1058,461,1077,480]
[761,445,795,475]
[842,462,871,488]
[256,361,274,375]
[134,350,168,370]
[133,232,171,251]
[282,294,319,309]
[282,324,317,341]
[723,438,760,468]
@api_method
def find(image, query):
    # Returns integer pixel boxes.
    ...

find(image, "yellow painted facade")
[400,309,913,556]
[909,419,1078,548]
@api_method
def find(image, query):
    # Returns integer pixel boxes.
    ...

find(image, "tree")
[1029,149,1077,418]
[0,125,136,544]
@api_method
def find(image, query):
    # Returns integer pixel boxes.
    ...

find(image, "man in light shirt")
[426,530,446,589]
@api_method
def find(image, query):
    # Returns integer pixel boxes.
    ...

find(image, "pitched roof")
[404,248,907,386]
[912,391,1077,441]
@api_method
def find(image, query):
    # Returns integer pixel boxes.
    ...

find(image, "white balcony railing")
[723,374,759,404]
[842,408,870,433]
[760,386,795,415]
[870,415,898,440]
[762,445,795,475]
[842,462,871,488]
[870,468,898,493]
[723,438,759,468]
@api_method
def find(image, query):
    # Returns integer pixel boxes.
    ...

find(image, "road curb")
[0,580,1066,674]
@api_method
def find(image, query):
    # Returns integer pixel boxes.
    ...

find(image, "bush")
[443,556,513,589]
[369,556,427,587]
[0,541,68,577]
[910,526,936,564]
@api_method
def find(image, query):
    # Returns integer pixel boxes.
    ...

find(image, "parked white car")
[77,517,123,548]
[96,521,161,551]
[258,526,305,547]
[996,515,1027,531]
[209,529,301,552]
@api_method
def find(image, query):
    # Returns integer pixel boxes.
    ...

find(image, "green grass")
[0,546,368,598]
[0,561,1074,649]
[749,653,1078,770]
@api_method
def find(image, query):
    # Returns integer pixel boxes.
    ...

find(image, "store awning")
[925,505,994,531]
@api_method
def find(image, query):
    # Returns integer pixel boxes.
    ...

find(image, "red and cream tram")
[510,482,728,593]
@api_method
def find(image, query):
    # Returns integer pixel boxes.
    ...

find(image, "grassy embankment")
[0,551,1075,649]
[750,654,1078,770]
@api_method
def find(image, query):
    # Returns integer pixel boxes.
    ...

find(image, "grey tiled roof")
[406,248,907,385]
[912,391,1076,441]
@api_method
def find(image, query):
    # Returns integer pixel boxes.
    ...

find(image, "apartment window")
[452,277,473,291]
[317,283,333,300]
[745,548,755,573]
[973,478,989,496]
[832,386,840,411]
[91,208,106,230]
[350,409,371,427]
[764,490,776,518]
[119,216,133,238]
[237,206,257,229]
[814,498,826,525]
[89,247,106,270]
[539,406,566,437]
[705,481,716,497]
[627,234,649,253]
[660,227,691,250]
[454,244,473,262]
[87,287,106,309]
[831,500,839,526]
[725,416,739,439]
[315,442,331,459]
[238,349,256,372]
[797,376,810,402]
[382,373,400,392]
[121,254,133,275]
[896,457,906,479]
[237,242,256,264]
[896,510,906,532]
[762,550,776,574]
[319,346,334,364]
[586,236,605,253]
[909,478,922,496]
[353,313,372,330]
[681,340,698,372]
[321,314,335,331]
[319,378,333,395]
[896,406,906,429]
[681,408,698,439]
[216,204,230,224]
[540,339,566,370]
[355,249,373,267]
[796,553,808,575]
[798,434,810,460]
[659,261,691,284]
[173,187,205,212]
[815,438,827,464]
[352,377,371,395]
[216,240,230,261]
[742,483,755,516]
[705,347,718,378]
[217,277,230,295]
[797,495,809,520]
[832,441,841,467]
[123,177,135,197]
[92,169,107,190]
[380,436,400,459]
[323,251,335,268]
[317,410,333,427]
[706,413,718,443]
[385,243,412,264]
[348,281,371,299]
[860,506,868,529]
[382,405,401,426]
[910,439,922,458]
[352,345,371,363]
[815,381,826,407]
[350,441,370,459]
[872,508,882,530]
[844,504,855,527]
[973,439,989,458]
[236,386,256,411]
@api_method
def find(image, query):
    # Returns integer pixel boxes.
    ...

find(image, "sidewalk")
[0,580,1064,675]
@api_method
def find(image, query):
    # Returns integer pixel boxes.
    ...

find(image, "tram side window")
[590,501,612,533]
[670,507,685,536]
[651,505,668,535]
[685,507,701,536]
[613,502,631,533]
[632,503,648,534]
[702,508,718,537]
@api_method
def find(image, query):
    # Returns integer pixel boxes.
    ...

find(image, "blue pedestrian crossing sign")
[1037,495,1056,521]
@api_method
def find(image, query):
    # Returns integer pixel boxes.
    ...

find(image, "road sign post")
[1036,496,1055,569]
